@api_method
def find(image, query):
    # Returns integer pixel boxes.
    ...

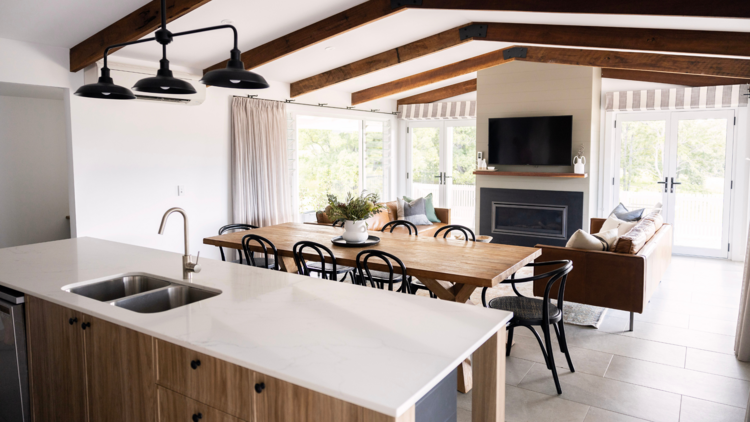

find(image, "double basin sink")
[64,273,221,313]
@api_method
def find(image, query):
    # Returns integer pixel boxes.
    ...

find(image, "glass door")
[613,109,735,258]
[407,120,477,228]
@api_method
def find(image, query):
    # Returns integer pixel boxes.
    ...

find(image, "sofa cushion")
[397,197,432,226]
[600,215,639,236]
[366,208,392,231]
[403,193,440,223]
[566,228,618,251]
[614,210,664,254]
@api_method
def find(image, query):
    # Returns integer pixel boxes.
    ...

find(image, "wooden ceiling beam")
[204,0,404,74]
[70,0,213,73]
[290,23,479,98]
[396,79,476,106]
[351,47,514,105]
[601,68,750,86]
[353,45,750,105]
[407,0,750,18]
[479,23,750,58]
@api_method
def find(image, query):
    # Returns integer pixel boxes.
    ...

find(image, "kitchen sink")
[113,285,220,313]
[63,273,221,313]
[67,275,171,302]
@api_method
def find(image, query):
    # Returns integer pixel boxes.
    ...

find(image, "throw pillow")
[566,229,611,251]
[594,229,619,251]
[609,203,645,221]
[599,215,639,236]
[403,193,440,223]
[614,210,664,254]
[397,197,432,226]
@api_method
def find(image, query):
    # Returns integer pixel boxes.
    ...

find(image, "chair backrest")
[292,241,338,280]
[332,219,346,228]
[218,224,258,263]
[381,220,419,235]
[356,250,410,293]
[241,234,280,271]
[434,224,475,242]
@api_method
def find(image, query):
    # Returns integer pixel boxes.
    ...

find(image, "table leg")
[472,329,505,422]
[457,358,472,393]
[278,256,298,274]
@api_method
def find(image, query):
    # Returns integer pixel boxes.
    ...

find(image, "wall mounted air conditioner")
[83,60,206,106]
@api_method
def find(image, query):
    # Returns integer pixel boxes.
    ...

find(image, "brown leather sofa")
[315,202,451,234]
[533,218,673,330]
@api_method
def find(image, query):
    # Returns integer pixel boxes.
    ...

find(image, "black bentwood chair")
[434,224,476,241]
[332,219,346,228]
[381,220,419,235]
[356,250,411,293]
[218,224,258,265]
[481,260,575,395]
[241,234,280,271]
[292,241,354,281]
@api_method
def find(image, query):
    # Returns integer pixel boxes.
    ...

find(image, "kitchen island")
[0,238,512,422]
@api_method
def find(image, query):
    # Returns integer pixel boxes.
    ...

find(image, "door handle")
[434,173,443,184]
[657,177,668,193]
[670,177,681,193]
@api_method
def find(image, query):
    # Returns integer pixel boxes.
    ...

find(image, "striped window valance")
[398,100,476,120]
[605,84,748,112]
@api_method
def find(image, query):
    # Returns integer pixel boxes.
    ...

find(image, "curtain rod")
[232,95,398,116]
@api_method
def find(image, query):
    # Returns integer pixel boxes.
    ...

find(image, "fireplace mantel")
[474,171,587,178]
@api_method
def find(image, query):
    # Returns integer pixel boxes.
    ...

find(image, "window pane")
[364,121,384,199]
[411,127,441,205]
[619,120,666,210]
[449,126,476,228]
[297,116,360,213]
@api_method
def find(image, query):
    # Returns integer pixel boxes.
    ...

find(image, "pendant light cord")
[161,0,167,30]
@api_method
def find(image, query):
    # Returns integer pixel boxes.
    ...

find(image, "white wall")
[0,94,70,248]
[474,61,601,232]
[0,38,71,89]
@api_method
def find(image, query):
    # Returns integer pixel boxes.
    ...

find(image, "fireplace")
[480,188,583,247]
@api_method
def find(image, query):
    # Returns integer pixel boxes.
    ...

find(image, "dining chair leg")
[524,325,549,368]
[506,326,515,357]
[543,324,563,394]
[554,322,575,373]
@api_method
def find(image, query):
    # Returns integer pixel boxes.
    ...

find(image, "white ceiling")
[2,0,749,105]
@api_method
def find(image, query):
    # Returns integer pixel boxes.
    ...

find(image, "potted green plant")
[326,192,385,242]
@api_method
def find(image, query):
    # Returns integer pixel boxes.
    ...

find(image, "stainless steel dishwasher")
[0,285,30,422]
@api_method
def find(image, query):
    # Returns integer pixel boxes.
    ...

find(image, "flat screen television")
[487,116,573,166]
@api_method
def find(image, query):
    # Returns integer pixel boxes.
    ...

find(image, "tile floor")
[457,255,749,422]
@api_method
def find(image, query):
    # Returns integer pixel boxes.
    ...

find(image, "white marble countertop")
[0,237,512,417]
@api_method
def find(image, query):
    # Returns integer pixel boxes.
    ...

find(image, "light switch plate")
[177,185,185,196]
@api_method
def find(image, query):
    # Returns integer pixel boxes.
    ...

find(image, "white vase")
[573,155,586,174]
[342,220,369,243]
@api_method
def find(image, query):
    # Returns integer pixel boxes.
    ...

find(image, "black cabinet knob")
[69,317,78,325]
[254,382,265,393]
[191,413,202,422]
[190,360,201,370]
[81,322,91,330]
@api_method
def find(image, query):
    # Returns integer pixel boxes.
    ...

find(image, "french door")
[613,109,735,258]
[407,120,477,228]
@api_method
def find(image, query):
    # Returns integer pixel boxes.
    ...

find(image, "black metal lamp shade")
[200,48,269,89]
[132,60,197,95]
[74,68,136,100]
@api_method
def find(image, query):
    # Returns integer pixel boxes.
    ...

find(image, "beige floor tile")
[510,334,613,377]
[690,292,741,308]
[604,355,750,408]
[642,298,739,323]
[560,328,687,368]
[619,320,736,354]
[583,407,650,422]
[685,348,750,381]
[457,406,471,422]
[506,356,535,386]
[679,397,747,422]
[457,390,471,411]
[505,385,590,422]
[613,308,690,329]
[689,315,739,336]
[518,363,681,422]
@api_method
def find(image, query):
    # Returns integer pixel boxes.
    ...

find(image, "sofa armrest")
[532,244,648,313]
[434,207,451,224]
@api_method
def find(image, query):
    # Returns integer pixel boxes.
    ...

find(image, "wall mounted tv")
[488,116,573,166]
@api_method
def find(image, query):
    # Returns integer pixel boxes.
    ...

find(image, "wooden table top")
[203,223,541,288]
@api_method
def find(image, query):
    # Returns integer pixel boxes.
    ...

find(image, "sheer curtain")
[231,97,294,227]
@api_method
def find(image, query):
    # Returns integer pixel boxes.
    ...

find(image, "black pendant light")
[76,0,268,101]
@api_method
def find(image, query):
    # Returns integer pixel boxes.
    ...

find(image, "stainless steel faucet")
[158,207,201,278]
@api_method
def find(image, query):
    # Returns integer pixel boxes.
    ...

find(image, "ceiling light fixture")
[75,0,268,100]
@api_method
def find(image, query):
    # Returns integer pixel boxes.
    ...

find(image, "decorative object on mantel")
[74,0,269,100]
[326,192,385,243]
[473,170,587,178]
[573,144,586,174]
[398,100,476,120]
[604,83,748,112]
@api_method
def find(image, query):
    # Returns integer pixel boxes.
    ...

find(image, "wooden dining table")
[204,222,541,392]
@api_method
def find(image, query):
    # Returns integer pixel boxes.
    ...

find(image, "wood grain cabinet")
[26,296,155,422]
[158,386,245,422]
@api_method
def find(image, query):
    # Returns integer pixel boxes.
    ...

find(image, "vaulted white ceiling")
[2,0,749,105]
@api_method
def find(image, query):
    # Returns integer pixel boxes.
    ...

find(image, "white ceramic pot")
[342,220,369,243]
[573,155,586,174]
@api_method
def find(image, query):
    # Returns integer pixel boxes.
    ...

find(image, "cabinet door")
[84,315,155,422]
[25,296,88,422]
[158,386,245,422]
